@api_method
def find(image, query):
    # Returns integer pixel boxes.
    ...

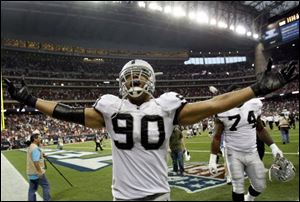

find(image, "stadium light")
[253,33,259,39]
[196,12,209,24]
[155,72,163,76]
[172,7,186,17]
[246,31,252,36]
[188,12,196,20]
[210,19,217,26]
[236,25,246,35]
[292,44,295,47]
[164,5,172,14]
[149,2,162,11]
[137,1,146,8]
[217,21,228,29]
[229,25,235,31]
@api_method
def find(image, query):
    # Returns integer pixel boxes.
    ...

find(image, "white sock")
[245,192,256,201]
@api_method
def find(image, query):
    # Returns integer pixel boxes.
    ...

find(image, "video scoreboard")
[262,12,299,48]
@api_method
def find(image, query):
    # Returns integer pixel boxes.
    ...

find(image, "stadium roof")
[242,1,299,18]
[1,1,298,54]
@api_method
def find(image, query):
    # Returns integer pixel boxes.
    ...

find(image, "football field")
[2,123,299,201]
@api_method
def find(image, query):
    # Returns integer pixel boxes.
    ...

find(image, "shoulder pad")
[93,94,121,116]
[248,98,263,111]
[156,92,187,112]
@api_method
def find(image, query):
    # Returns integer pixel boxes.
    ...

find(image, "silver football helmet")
[119,59,155,98]
[268,155,296,182]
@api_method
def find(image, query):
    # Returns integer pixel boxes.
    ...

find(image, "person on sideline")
[169,126,186,176]
[27,130,51,201]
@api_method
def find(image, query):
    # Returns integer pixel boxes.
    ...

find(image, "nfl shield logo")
[168,162,227,193]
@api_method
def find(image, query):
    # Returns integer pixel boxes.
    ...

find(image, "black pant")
[96,142,103,151]
[256,137,265,160]
[268,121,274,130]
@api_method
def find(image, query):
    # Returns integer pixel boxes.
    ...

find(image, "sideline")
[1,153,43,201]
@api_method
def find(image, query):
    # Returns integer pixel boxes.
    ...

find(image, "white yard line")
[1,153,43,201]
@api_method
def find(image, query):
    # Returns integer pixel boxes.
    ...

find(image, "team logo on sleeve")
[168,162,227,193]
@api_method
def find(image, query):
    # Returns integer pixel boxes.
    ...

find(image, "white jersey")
[216,98,262,153]
[274,115,280,122]
[93,92,186,199]
[266,116,274,122]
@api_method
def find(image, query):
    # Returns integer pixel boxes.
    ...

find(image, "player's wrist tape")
[250,83,264,96]
[209,154,217,164]
[26,95,37,107]
[52,103,85,125]
[269,143,279,151]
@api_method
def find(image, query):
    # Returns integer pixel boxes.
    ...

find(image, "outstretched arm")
[178,59,297,126]
[36,99,104,128]
[179,87,254,125]
[5,79,105,129]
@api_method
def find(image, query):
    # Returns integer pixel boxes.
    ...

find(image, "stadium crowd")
[1,114,106,150]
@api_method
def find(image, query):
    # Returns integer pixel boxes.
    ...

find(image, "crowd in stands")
[1,114,105,150]
[2,50,256,81]
[2,38,189,59]
[3,50,298,102]
[262,97,299,116]
[3,86,240,101]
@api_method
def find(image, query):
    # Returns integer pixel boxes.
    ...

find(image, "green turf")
[2,123,299,201]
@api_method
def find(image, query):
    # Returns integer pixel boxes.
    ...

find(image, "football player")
[208,85,284,201]
[5,59,297,201]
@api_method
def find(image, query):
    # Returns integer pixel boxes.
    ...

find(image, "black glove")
[4,78,37,108]
[251,58,298,96]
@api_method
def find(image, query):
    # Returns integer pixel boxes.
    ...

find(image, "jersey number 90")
[112,113,165,150]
